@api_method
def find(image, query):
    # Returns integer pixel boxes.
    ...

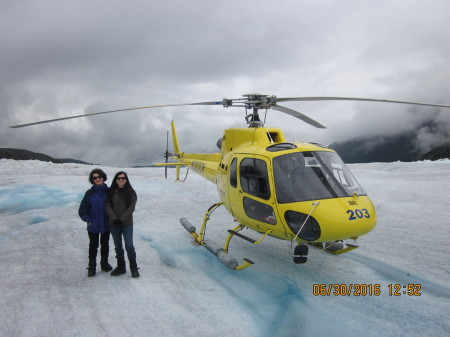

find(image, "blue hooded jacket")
[78,184,109,233]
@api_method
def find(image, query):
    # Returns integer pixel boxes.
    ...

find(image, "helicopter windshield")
[273,151,366,203]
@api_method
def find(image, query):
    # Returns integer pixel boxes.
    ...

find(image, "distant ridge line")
[0,148,93,165]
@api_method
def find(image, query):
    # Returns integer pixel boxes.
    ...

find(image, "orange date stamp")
[312,284,422,296]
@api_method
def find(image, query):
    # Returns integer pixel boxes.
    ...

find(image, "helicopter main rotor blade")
[275,96,450,109]
[11,94,450,129]
[272,105,326,129]
[9,101,225,128]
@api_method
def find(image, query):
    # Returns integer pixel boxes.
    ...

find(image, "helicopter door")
[227,155,277,227]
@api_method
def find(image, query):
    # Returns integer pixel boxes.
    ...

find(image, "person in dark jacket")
[78,168,112,277]
[106,171,139,277]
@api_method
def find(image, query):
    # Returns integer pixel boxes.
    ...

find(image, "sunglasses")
[116,177,126,180]
[92,176,103,180]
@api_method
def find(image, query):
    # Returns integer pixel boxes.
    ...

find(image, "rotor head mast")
[225,93,278,127]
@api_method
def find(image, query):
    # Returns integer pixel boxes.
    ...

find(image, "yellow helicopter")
[11,94,450,270]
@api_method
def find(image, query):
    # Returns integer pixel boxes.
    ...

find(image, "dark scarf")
[108,186,136,207]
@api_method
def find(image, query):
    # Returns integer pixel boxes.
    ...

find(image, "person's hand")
[113,219,123,225]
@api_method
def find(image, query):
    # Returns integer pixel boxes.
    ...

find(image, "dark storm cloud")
[1,0,450,165]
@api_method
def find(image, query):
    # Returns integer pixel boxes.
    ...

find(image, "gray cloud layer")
[2,0,450,165]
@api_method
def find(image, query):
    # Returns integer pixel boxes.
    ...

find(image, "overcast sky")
[2,0,450,166]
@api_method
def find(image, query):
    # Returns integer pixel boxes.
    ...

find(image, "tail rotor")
[164,130,169,179]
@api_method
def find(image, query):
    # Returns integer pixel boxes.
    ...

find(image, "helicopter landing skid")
[309,241,359,255]
[179,203,254,271]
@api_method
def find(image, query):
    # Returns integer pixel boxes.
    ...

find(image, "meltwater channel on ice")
[0,159,449,337]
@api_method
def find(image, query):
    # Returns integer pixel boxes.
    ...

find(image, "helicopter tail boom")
[155,121,221,183]
[169,120,221,183]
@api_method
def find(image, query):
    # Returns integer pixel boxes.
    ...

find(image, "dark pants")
[88,232,110,263]
[110,225,136,261]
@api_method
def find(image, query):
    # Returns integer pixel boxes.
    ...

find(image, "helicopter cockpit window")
[315,151,366,193]
[240,158,270,200]
[273,151,366,203]
[230,158,237,188]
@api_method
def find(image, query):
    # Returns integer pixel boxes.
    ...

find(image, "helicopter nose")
[277,196,377,242]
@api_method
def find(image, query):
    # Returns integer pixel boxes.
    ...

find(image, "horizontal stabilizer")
[153,162,186,167]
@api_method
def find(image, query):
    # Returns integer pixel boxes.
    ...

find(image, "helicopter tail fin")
[171,120,181,154]
[155,119,220,183]
[171,120,182,181]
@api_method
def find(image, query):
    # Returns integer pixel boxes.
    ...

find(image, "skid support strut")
[224,224,272,252]
[179,203,254,271]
